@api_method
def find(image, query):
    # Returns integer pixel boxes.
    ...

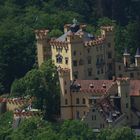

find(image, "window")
[65,57,68,64]
[108,52,112,58]
[56,48,62,53]
[97,70,100,75]
[73,51,76,56]
[76,111,80,119]
[64,81,67,85]
[108,64,112,71]
[93,99,96,104]
[65,49,68,53]
[82,98,86,104]
[88,68,92,76]
[87,48,90,53]
[101,68,104,74]
[96,47,99,51]
[89,99,92,104]
[118,65,121,70]
[79,59,84,65]
[126,92,128,98]
[87,56,91,64]
[130,73,134,78]
[92,115,96,120]
[76,98,80,104]
[108,43,111,48]
[83,111,86,115]
[73,60,77,66]
[126,103,129,108]
[96,58,99,65]
[65,99,68,105]
[73,71,78,79]
[65,89,67,94]
[56,54,63,63]
[119,74,123,77]
[100,45,102,50]
[92,109,95,112]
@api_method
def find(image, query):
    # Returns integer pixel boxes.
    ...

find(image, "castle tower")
[100,26,115,79]
[123,48,130,67]
[117,78,131,125]
[58,68,73,120]
[35,29,51,67]
[135,48,140,67]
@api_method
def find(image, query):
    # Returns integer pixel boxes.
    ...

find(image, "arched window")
[56,54,63,63]
[76,98,80,104]
[65,99,68,105]
[82,98,86,104]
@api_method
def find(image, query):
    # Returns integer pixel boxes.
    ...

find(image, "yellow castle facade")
[35,20,140,129]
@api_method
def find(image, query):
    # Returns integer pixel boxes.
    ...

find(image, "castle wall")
[84,108,106,129]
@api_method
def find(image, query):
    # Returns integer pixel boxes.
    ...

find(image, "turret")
[117,78,131,125]
[100,26,114,37]
[123,48,130,67]
[58,67,73,119]
[135,48,140,67]
[35,29,51,67]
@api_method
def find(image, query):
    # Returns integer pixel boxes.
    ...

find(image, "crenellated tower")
[123,48,130,67]
[135,48,140,67]
[117,78,131,125]
[100,26,115,79]
[58,68,73,120]
[35,29,51,67]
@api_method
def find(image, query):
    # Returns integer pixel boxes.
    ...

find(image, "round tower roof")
[135,48,140,57]
[123,48,130,56]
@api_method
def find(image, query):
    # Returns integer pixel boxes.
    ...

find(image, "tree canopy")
[0,0,139,93]
[11,60,60,121]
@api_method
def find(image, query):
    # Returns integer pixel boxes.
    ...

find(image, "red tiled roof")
[130,80,140,96]
[73,80,114,94]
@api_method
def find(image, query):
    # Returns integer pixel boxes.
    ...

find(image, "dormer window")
[56,54,63,63]
[77,83,81,89]
[89,83,94,88]
[102,83,106,88]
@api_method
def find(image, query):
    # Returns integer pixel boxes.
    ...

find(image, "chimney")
[135,48,140,67]
[123,48,130,67]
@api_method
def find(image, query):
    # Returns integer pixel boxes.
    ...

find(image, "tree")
[97,127,136,140]
[59,120,95,140]
[11,60,60,121]
[40,60,60,120]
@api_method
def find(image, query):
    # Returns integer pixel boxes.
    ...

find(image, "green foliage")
[59,120,95,140]
[10,60,60,121]
[49,29,63,38]
[0,111,13,129]
[0,112,140,140]
[0,112,13,140]
[97,17,115,27]
[0,0,139,93]
[97,127,136,140]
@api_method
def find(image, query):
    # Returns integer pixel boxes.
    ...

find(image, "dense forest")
[0,0,140,94]
[0,112,140,140]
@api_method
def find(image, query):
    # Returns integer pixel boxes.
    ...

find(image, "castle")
[35,20,140,129]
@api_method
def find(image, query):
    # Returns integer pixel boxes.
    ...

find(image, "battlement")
[84,36,105,47]
[57,67,70,73]
[14,111,42,118]
[117,77,130,81]
[0,98,28,105]
[100,26,114,32]
[116,77,130,86]
[35,29,49,40]
[0,97,31,111]
[50,39,68,49]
